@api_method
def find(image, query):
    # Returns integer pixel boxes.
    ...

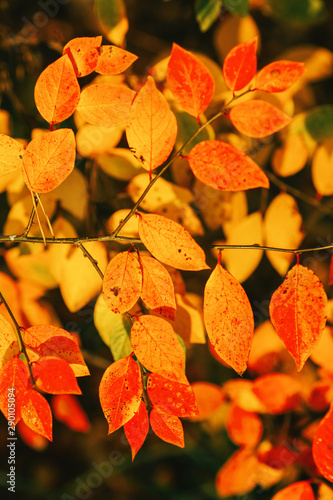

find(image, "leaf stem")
[76,242,105,280]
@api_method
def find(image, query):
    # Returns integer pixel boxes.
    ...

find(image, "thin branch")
[210,242,333,254]
[22,201,37,237]
[0,290,35,386]
[76,242,105,280]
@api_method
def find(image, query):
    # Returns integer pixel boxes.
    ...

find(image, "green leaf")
[305,105,333,140]
[173,108,215,155]
[224,0,249,17]
[268,0,326,24]
[95,0,127,43]
[195,0,223,32]
[94,294,132,361]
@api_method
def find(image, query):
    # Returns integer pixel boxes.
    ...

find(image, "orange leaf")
[124,400,149,460]
[0,357,29,424]
[99,355,142,434]
[166,43,215,118]
[216,448,259,497]
[21,388,52,441]
[188,140,269,191]
[147,371,198,417]
[229,99,292,138]
[223,38,257,92]
[189,382,224,421]
[0,134,24,175]
[34,54,80,124]
[33,357,82,395]
[256,60,305,93]
[150,408,184,448]
[138,213,209,271]
[226,404,263,448]
[16,419,48,451]
[24,325,89,377]
[139,255,176,320]
[204,260,254,375]
[313,403,333,482]
[126,76,177,172]
[271,481,315,500]
[0,314,20,368]
[130,315,185,377]
[269,264,327,371]
[102,251,142,314]
[63,36,102,77]
[252,373,301,413]
[22,129,76,193]
[96,45,138,75]
[77,84,135,127]
[52,394,90,432]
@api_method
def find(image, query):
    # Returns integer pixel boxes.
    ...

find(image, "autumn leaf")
[21,389,53,441]
[215,448,259,497]
[0,134,24,175]
[189,382,224,421]
[130,315,185,377]
[313,403,333,482]
[99,355,142,434]
[150,408,184,448]
[226,404,263,448]
[188,140,269,191]
[34,54,80,124]
[0,357,29,424]
[16,419,48,451]
[0,314,20,368]
[269,264,327,371]
[139,255,176,320]
[95,45,138,75]
[229,99,292,138]
[204,259,254,375]
[22,129,76,193]
[52,394,90,432]
[124,400,149,460]
[126,76,177,172]
[63,36,102,77]
[252,373,302,413]
[138,213,209,271]
[77,84,135,127]
[256,60,305,93]
[103,251,142,314]
[147,371,199,417]
[270,481,315,500]
[33,357,82,395]
[223,37,257,92]
[166,43,215,118]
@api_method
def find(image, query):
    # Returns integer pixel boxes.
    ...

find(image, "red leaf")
[22,129,76,193]
[166,43,215,118]
[147,371,199,417]
[226,404,263,448]
[52,394,90,432]
[229,99,292,138]
[102,251,142,314]
[150,408,184,448]
[124,400,149,460]
[189,382,225,421]
[63,36,102,77]
[126,76,177,172]
[204,260,254,375]
[270,481,315,500]
[216,448,259,497]
[33,357,82,395]
[256,60,305,93]
[21,388,52,441]
[187,140,269,191]
[77,84,135,127]
[269,264,327,371]
[138,213,209,271]
[99,355,142,434]
[313,403,333,482]
[0,134,24,175]
[223,38,258,92]
[16,419,48,451]
[24,325,89,377]
[139,255,176,320]
[252,373,301,413]
[0,357,29,424]
[34,54,80,124]
[130,315,185,377]
[96,45,138,75]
